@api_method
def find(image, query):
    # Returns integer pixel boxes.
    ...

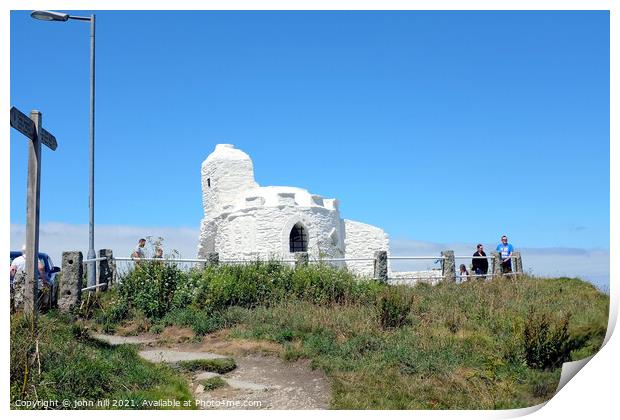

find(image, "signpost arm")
[25,110,42,324]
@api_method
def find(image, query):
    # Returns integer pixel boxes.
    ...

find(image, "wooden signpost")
[10,106,58,322]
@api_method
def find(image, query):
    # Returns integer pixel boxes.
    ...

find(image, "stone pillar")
[206,252,219,266]
[58,251,83,313]
[513,251,523,275]
[11,271,27,311]
[97,249,114,292]
[294,252,308,268]
[441,250,456,283]
[373,250,388,282]
[491,252,502,277]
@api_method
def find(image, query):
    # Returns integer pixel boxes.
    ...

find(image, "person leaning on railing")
[496,235,514,274]
[131,238,147,265]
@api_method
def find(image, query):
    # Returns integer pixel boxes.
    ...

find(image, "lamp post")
[31,10,97,288]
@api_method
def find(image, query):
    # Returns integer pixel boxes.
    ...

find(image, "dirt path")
[94,330,331,409]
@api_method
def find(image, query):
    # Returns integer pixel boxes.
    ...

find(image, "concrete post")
[513,251,523,275]
[11,271,27,311]
[491,252,502,277]
[206,252,219,266]
[97,249,114,292]
[374,250,388,282]
[441,250,456,283]
[58,251,83,313]
[294,252,309,268]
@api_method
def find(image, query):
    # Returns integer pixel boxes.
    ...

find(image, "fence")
[53,248,524,314]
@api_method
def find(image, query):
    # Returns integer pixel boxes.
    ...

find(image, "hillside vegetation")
[13,261,609,409]
[10,312,194,409]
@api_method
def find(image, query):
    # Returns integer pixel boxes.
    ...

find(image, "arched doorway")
[289,223,308,252]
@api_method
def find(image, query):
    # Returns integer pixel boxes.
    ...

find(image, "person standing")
[496,235,514,274]
[472,244,489,277]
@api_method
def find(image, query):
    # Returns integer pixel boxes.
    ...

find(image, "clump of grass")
[178,358,236,374]
[201,376,227,390]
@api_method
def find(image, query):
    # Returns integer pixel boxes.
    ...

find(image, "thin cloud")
[10,222,200,266]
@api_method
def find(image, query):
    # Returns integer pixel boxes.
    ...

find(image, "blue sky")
[9,11,609,260]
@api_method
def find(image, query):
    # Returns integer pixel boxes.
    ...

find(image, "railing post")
[513,251,523,275]
[97,249,113,292]
[441,250,456,283]
[59,251,83,313]
[11,271,27,311]
[294,252,308,268]
[374,250,388,282]
[491,252,502,277]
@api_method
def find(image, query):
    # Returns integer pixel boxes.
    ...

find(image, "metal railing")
[76,251,523,293]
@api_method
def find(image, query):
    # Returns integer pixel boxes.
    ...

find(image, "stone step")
[224,378,272,391]
[194,371,272,391]
[91,334,156,345]
[195,371,221,380]
[139,349,228,363]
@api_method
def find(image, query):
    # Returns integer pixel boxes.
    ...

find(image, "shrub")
[523,310,573,370]
[378,287,412,330]
[117,262,186,319]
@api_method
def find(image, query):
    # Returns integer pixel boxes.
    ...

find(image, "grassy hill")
[11,261,609,409]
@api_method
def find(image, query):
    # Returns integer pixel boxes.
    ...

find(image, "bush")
[113,260,386,323]
[378,287,412,329]
[523,310,573,370]
[117,262,186,319]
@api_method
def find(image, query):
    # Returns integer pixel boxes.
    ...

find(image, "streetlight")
[31,10,97,288]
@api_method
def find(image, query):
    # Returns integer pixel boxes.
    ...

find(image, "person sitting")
[459,264,469,283]
[153,247,163,259]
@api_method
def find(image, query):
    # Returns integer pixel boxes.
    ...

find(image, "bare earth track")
[93,330,331,409]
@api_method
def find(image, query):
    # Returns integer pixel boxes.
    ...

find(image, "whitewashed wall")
[343,219,390,275]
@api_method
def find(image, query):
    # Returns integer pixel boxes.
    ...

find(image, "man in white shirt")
[10,245,48,286]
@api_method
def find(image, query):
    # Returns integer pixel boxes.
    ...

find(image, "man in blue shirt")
[496,235,514,274]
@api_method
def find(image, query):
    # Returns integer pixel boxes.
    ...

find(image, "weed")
[178,358,236,374]
[201,376,227,390]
